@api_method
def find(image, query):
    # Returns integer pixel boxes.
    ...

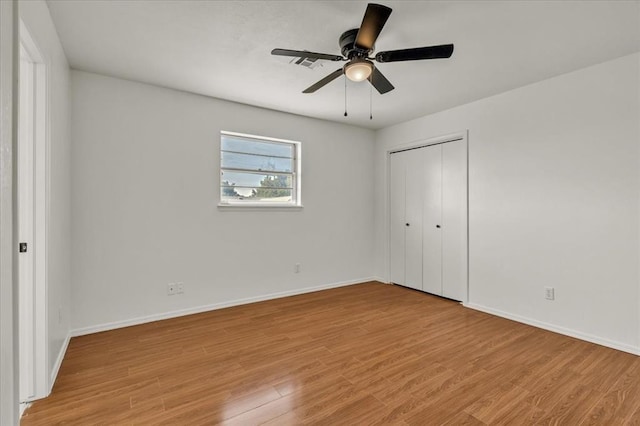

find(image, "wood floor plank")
[463,381,530,424]
[582,359,640,424]
[535,383,605,424]
[369,396,426,425]
[221,394,296,426]
[304,393,388,425]
[21,282,640,425]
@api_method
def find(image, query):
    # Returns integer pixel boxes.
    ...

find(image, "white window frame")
[218,131,302,208]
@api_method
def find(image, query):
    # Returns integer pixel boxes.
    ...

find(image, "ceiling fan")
[271,3,454,95]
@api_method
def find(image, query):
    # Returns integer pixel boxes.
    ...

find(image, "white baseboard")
[49,332,71,393]
[463,302,640,356]
[19,402,31,418]
[71,278,379,337]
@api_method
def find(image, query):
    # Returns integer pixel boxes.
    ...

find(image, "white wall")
[19,0,72,389]
[70,70,375,333]
[375,53,640,353]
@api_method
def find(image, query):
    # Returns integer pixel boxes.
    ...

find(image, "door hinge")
[19,242,27,253]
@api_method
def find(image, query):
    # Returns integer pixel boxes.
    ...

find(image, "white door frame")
[386,131,469,303]
[18,20,49,403]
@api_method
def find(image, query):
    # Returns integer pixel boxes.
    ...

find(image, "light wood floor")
[22,282,640,425]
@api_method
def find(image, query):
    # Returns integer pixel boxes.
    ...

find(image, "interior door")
[422,144,443,295]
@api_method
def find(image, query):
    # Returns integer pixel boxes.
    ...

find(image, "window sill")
[217,203,303,211]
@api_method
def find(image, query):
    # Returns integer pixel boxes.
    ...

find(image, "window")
[219,131,301,207]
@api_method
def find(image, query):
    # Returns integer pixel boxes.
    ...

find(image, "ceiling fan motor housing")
[339,29,371,59]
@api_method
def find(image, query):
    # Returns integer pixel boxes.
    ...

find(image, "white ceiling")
[46,0,640,130]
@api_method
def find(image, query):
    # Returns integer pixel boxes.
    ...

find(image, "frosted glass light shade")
[344,60,373,82]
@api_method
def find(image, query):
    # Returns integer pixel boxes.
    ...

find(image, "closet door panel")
[442,140,468,301]
[403,150,424,290]
[422,145,443,295]
[389,152,406,286]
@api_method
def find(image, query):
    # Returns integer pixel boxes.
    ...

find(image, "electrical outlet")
[545,287,555,300]
[177,282,184,294]
[294,263,301,274]
[167,283,176,296]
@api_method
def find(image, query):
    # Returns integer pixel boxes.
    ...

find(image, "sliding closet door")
[422,145,443,295]
[404,150,424,291]
[442,140,467,301]
[389,138,467,301]
[389,149,424,291]
[389,152,406,286]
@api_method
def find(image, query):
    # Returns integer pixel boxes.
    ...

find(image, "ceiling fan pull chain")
[344,77,348,117]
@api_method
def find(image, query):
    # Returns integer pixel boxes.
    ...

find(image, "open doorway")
[18,21,49,407]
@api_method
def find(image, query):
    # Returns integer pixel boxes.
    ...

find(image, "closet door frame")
[386,131,469,303]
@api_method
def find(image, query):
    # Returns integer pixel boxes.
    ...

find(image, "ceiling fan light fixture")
[344,59,373,82]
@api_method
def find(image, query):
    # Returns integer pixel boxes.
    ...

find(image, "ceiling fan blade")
[375,44,454,63]
[354,3,392,51]
[303,68,344,93]
[271,48,344,62]
[368,67,394,94]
